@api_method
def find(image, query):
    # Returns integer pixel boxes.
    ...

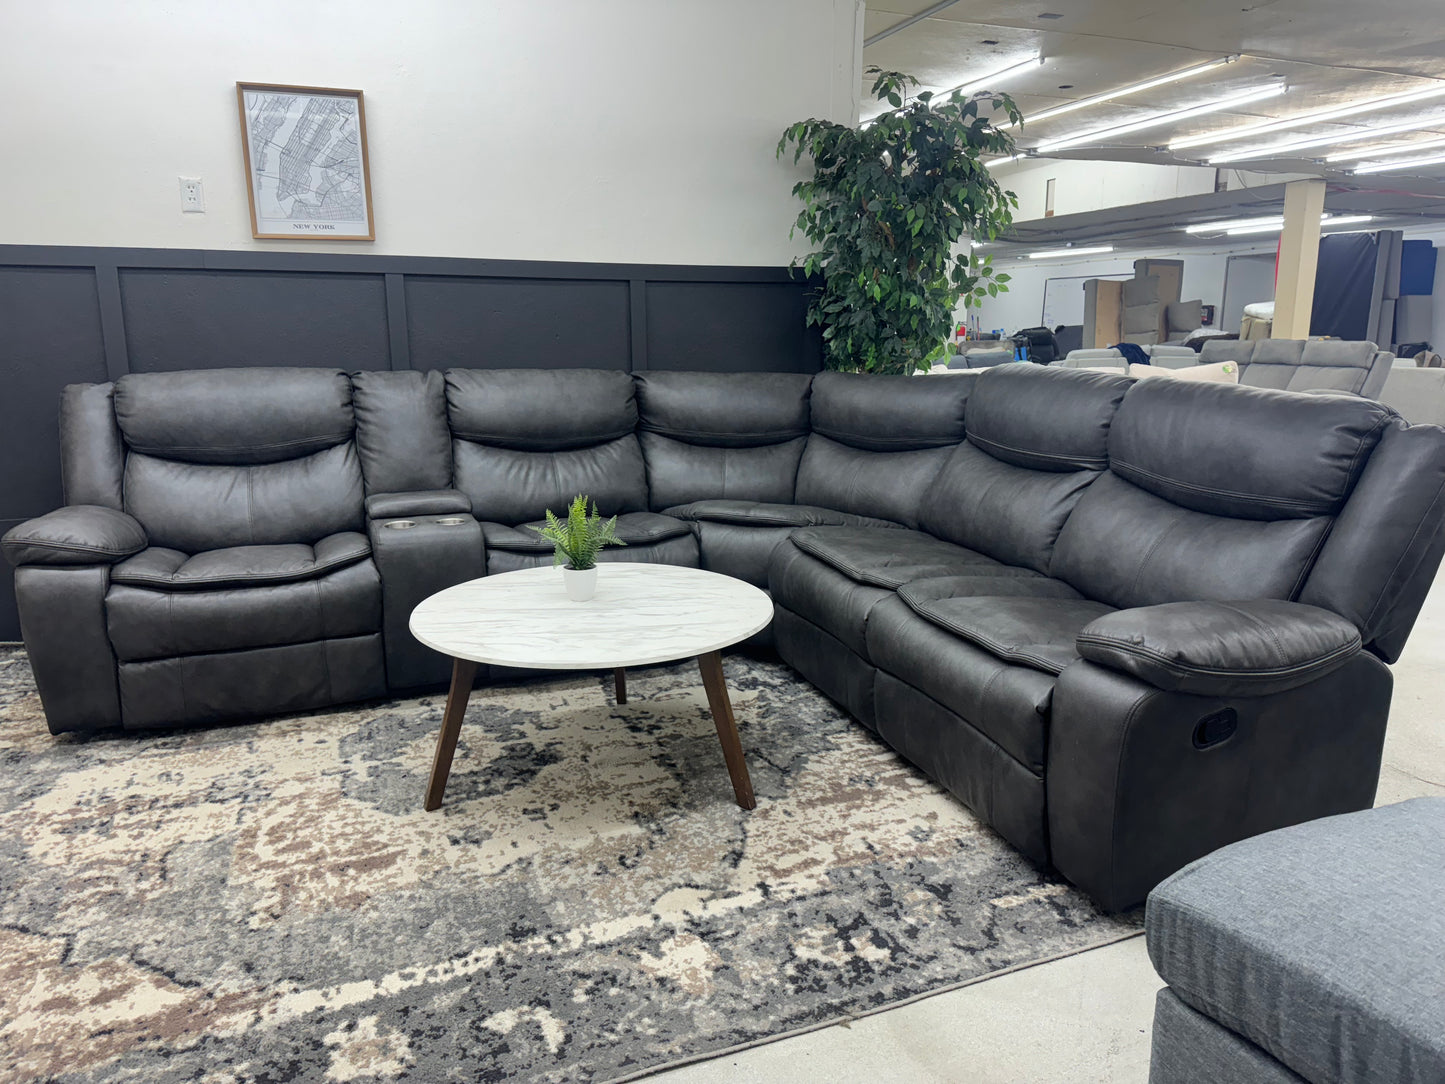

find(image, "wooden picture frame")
[236,82,375,241]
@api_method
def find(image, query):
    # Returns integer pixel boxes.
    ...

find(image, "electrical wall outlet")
[179,176,205,213]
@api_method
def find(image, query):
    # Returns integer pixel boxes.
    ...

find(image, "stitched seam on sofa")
[1127,510,1188,604]
[122,433,352,458]
[1074,634,1360,680]
[967,432,1105,471]
[2,538,135,557]
[114,547,370,589]
[1340,414,1393,502]
[916,610,1067,675]
[792,537,868,583]
[1288,518,1334,601]
[812,426,957,449]
[1111,459,1338,515]
[1362,473,1445,631]
[245,469,257,547]
[449,426,636,448]
[640,423,805,444]
[1226,602,1287,669]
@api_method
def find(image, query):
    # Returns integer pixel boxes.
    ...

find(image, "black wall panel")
[0,267,110,518]
[646,282,821,372]
[406,277,630,371]
[0,245,821,641]
[120,269,392,372]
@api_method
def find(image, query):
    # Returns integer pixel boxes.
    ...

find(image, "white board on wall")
[1041,273,1131,327]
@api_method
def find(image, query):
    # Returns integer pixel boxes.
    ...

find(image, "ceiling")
[863,0,1445,228]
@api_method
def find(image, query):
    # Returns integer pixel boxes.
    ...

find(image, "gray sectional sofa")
[7,364,1445,911]
[1198,339,1394,398]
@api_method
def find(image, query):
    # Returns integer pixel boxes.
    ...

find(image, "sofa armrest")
[365,489,472,520]
[2,505,147,567]
[1076,600,1361,698]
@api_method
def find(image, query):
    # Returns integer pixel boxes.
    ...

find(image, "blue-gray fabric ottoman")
[1146,797,1445,1084]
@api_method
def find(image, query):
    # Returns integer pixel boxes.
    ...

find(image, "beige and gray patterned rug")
[0,646,1139,1082]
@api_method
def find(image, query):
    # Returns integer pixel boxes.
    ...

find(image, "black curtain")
[1310,232,1379,339]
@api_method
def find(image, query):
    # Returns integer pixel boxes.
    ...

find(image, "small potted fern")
[531,494,626,601]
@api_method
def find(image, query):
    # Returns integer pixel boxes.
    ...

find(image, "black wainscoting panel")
[645,281,822,373]
[405,277,630,371]
[0,267,110,517]
[119,269,391,372]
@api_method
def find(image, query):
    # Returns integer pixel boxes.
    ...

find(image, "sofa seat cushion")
[110,532,371,590]
[899,589,1115,675]
[107,558,381,663]
[789,526,1017,590]
[662,500,899,530]
[865,595,1059,772]
[481,511,692,553]
[1147,798,1445,1084]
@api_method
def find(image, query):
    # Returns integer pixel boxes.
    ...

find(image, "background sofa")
[7,364,1445,911]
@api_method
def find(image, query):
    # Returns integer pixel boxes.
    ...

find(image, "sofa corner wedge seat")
[6,363,1445,912]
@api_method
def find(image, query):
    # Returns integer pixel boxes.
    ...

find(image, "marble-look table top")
[409,563,775,668]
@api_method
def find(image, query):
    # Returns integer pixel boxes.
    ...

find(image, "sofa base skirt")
[117,634,386,729]
[1149,988,1307,1084]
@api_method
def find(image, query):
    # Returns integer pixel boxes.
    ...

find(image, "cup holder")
[384,519,418,530]
[432,516,470,526]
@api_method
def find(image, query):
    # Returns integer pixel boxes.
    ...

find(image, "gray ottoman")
[1146,798,1445,1084]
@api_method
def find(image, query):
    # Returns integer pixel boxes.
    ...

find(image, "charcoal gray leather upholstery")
[10,363,1445,916]
[2,506,147,566]
[1077,600,1361,697]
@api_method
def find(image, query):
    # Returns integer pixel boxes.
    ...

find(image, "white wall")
[0,0,861,265]
[996,159,1217,222]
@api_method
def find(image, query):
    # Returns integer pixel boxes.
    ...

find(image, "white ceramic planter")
[563,565,597,601]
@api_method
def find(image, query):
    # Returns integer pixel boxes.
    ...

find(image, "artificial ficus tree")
[778,68,1021,374]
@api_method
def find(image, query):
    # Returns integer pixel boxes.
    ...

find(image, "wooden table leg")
[697,650,756,810]
[613,667,627,705]
[424,657,479,811]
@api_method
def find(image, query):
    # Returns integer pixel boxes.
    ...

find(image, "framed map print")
[236,82,375,240]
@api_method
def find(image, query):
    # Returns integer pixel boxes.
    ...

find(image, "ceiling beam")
[863,0,965,48]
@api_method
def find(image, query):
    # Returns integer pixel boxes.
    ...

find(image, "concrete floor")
[652,577,1445,1084]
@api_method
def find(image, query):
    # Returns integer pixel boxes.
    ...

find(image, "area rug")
[0,646,1140,1082]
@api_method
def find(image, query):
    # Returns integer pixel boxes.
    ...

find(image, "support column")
[1272,178,1326,339]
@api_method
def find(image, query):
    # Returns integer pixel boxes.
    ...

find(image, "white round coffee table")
[409,563,775,812]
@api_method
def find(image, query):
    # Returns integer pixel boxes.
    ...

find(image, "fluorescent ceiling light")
[861,55,1041,126]
[1326,134,1445,163]
[1033,83,1286,153]
[1223,214,1374,236]
[984,154,1023,168]
[1184,214,1286,233]
[1209,112,1445,164]
[1353,152,1445,175]
[947,55,1044,98]
[1004,56,1235,130]
[1027,245,1114,259]
[1170,84,1445,151]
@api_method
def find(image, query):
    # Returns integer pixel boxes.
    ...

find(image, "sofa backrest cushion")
[446,368,646,523]
[808,372,969,451]
[114,369,355,465]
[351,370,452,495]
[1052,379,1392,608]
[1236,339,1305,390]
[1199,339,1257,367]
[793,372,969,527]
[635,371,812,507]
[920,366,1131,573]
[1105,378,1391,520]
[114,369,363,551]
